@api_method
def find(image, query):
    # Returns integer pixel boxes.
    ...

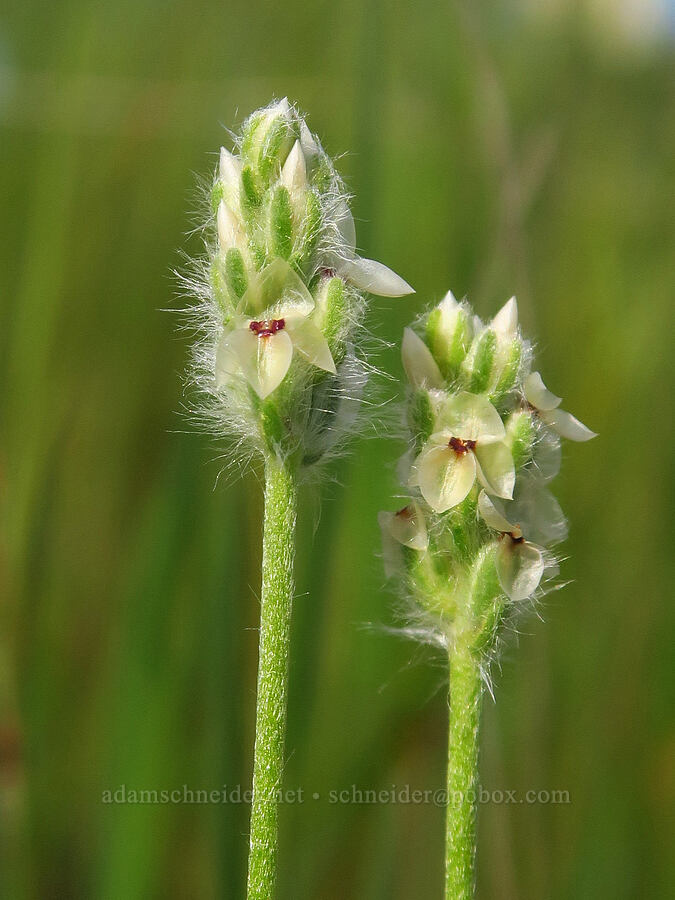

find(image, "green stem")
[246,456,297,900]
[445,644,483,899]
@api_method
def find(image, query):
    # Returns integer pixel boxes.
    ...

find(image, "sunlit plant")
[379,292,595,898]
[184,99,413,899]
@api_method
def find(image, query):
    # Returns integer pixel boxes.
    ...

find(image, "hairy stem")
[445,645,483,899]
[246,456,297,900]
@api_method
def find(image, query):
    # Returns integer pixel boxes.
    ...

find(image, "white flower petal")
[280,139,307,198]
[383,501,429,551]
[396,449,415,485]
[491,296,518,337]
[510,476,568,545]
[258,258,314,318]
[524,371,562,411]
[475,441,515,499]
[496,539,545,601]
[227,327,293,399]
[299,120,320,163]
[401,328,443,390]
[215,334,242,387]
[437,392,505,443]
[339,256,415,297]
[285,319,336,374]
[416,444,476,512]
[534,428,561,481]
[378,512,404,578]
[219,147,241,190]
[478,491,518,535]
[541,408,597,442]
[332,198,356,252]
[217,200,244,252]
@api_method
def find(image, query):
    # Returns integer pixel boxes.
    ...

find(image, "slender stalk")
[445,644,483,899]
[247,456,297,900]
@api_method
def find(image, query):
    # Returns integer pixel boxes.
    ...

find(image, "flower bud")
[461,298,525,398]
[425,291,472,379]
[241,99,296,186]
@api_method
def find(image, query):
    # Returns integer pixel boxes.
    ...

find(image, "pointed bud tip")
[492,296,519,335]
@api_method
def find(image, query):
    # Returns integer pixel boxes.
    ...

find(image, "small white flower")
[325,201,414,298]
[216,260,336,399]
[378,501,428,577]
[478,492,545,601]
[505,473,567,546]
[524,371,597,441]
[412,392,515,512]
[401,328,443,390]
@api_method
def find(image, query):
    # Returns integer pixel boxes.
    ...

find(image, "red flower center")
[249,318,285,338]
[448,436,477,455]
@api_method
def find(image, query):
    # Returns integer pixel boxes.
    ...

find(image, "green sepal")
[408,389,435,453]
[467,329,496,393]
[311,157,333,193]
[240,112,264,163]
[224,248,248,299]
[322,277,346,362]
[441,493,478,565]
[241,165,261,210]
[467,545,504,655]
[293,190,322,274]
[261,400,284,450]
[249,388,285,451]
[211,181,224,215]
[270,186,293,260]
[493,339,522,398]
[426,306,470,379]
[210,260,230,318]
[258,117,293,184]
[505,410,535,469]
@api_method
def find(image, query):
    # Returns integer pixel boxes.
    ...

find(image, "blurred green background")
[1,0,674,897]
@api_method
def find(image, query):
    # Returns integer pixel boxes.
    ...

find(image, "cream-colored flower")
[216,260,335,399]
[478,492,545,601]
[325,200,414,297]
[524,371,597,441]
[412,393,515,512]
[378,501,428,577]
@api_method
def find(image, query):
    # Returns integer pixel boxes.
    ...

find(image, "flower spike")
[182,102,416,900]
[379,289,596,898]
[186,99,415,467]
